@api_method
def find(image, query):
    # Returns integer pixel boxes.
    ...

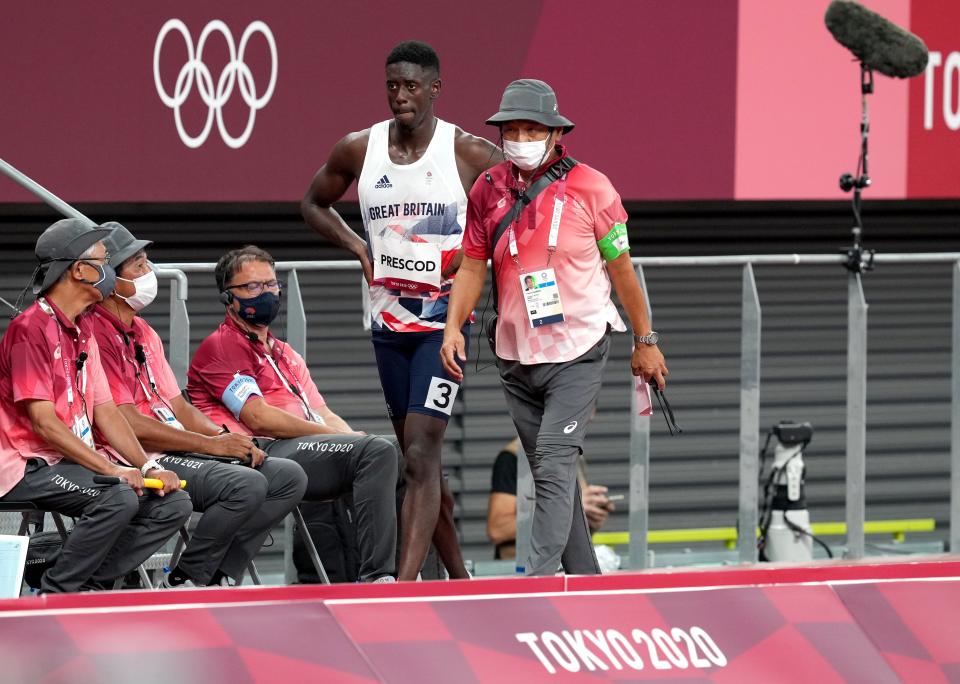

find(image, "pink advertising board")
[0,1,953,202]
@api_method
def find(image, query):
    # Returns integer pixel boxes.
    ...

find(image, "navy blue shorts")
[371,325,469,422]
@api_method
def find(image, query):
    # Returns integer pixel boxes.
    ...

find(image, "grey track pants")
[264,434,400,582]
[4,458,192,593]
[159,454,307,583]
[498,334,610,576]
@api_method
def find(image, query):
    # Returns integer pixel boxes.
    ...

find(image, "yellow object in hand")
[143,478,187,490]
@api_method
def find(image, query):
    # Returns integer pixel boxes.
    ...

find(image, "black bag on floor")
[292,499,359,584]
[23,532,63,590]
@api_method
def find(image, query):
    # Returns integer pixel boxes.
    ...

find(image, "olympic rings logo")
[153,19,278,149]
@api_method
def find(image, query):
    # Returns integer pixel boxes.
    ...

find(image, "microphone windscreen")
[825,0,928,78]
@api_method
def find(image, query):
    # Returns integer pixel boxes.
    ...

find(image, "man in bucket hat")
[442,79,668,576]
[0,218,191,592]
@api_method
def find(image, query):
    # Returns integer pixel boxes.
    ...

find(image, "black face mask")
[80,261,117,301]
[235,290,281,327]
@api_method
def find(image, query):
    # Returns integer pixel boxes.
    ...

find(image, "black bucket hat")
[486,79,575,133]
[102,221,152,269]
[33,218,112,295]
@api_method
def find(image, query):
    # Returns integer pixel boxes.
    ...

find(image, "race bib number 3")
[373,237,442,293]
[425,376,459,416]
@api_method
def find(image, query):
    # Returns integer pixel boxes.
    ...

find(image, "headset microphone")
[219,291,233,306]
[75,352,88,372]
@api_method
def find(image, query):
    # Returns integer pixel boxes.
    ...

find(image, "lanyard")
[507,176,566,270]
[261,346,316,422]
[38,298,87,411]
[235,322,320,424]
[133,348,160,403]
[115,326,159,405]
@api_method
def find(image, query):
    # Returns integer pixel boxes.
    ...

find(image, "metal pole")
[0,157,94,225]
[845,273,868,559]
[285,269,307,359]
[283,269,307,584]
[628,264,653,569]
[153,268,190,388]
[952,262,960,552]
[515,445,535,575]
[738,264,761,563]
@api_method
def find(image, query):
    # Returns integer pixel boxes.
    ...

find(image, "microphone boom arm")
[839,63,877,274]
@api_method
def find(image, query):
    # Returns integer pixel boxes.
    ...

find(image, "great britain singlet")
[358,118,467,332]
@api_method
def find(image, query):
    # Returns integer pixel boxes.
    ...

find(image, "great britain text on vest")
[368,202,448,221]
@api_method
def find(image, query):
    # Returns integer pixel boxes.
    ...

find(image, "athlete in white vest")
[302,40,501,581]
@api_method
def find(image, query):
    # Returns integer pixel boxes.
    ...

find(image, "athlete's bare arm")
[301,131,374,282]
[444,129,502,276]
[453,128,503,194]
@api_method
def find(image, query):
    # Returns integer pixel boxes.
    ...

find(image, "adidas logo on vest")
[374,175,392,189]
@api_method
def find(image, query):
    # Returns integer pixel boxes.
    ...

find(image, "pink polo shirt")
[0,299,112,496]
[89,305,181,416]
[463,151,627,364]
[186,315,326,436]
[90,305,182,464]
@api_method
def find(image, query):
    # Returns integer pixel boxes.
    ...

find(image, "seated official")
[487,438,613,560]
[91,224,308,587]
[186,245,400,583]
[0,219,191,593]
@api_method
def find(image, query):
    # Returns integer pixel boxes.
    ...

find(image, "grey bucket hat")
[33,218,112,295]
[486,79,575,133]
[102,221,152,269]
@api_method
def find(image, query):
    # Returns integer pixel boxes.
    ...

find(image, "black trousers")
[264,434,400,581]
[4,459,192,593]
[159,454,306,583]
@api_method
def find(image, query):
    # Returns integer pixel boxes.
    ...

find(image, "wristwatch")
[140,459,165,476]
[633,330,660,346]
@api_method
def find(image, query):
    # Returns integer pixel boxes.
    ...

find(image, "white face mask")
[503,138,550,171]
[116,270,158,311]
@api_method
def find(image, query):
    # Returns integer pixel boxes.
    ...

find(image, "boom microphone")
[825,0,928,78]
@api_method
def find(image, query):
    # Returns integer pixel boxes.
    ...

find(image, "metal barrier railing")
[156,253,960,570]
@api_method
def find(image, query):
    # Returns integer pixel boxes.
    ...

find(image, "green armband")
[597,223,630,261]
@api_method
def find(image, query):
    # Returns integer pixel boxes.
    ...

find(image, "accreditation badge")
[152,405,185,431]
[72,414,95,449]
[520,268,565,328]
[372,231,442,293]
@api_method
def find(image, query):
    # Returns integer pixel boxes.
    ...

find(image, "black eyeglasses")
[225,280,283,296]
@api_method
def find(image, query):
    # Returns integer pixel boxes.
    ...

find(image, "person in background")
[187,245,400,583]
[91,223,307,587]
[0,219,190,593]
[486,437,614,560]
